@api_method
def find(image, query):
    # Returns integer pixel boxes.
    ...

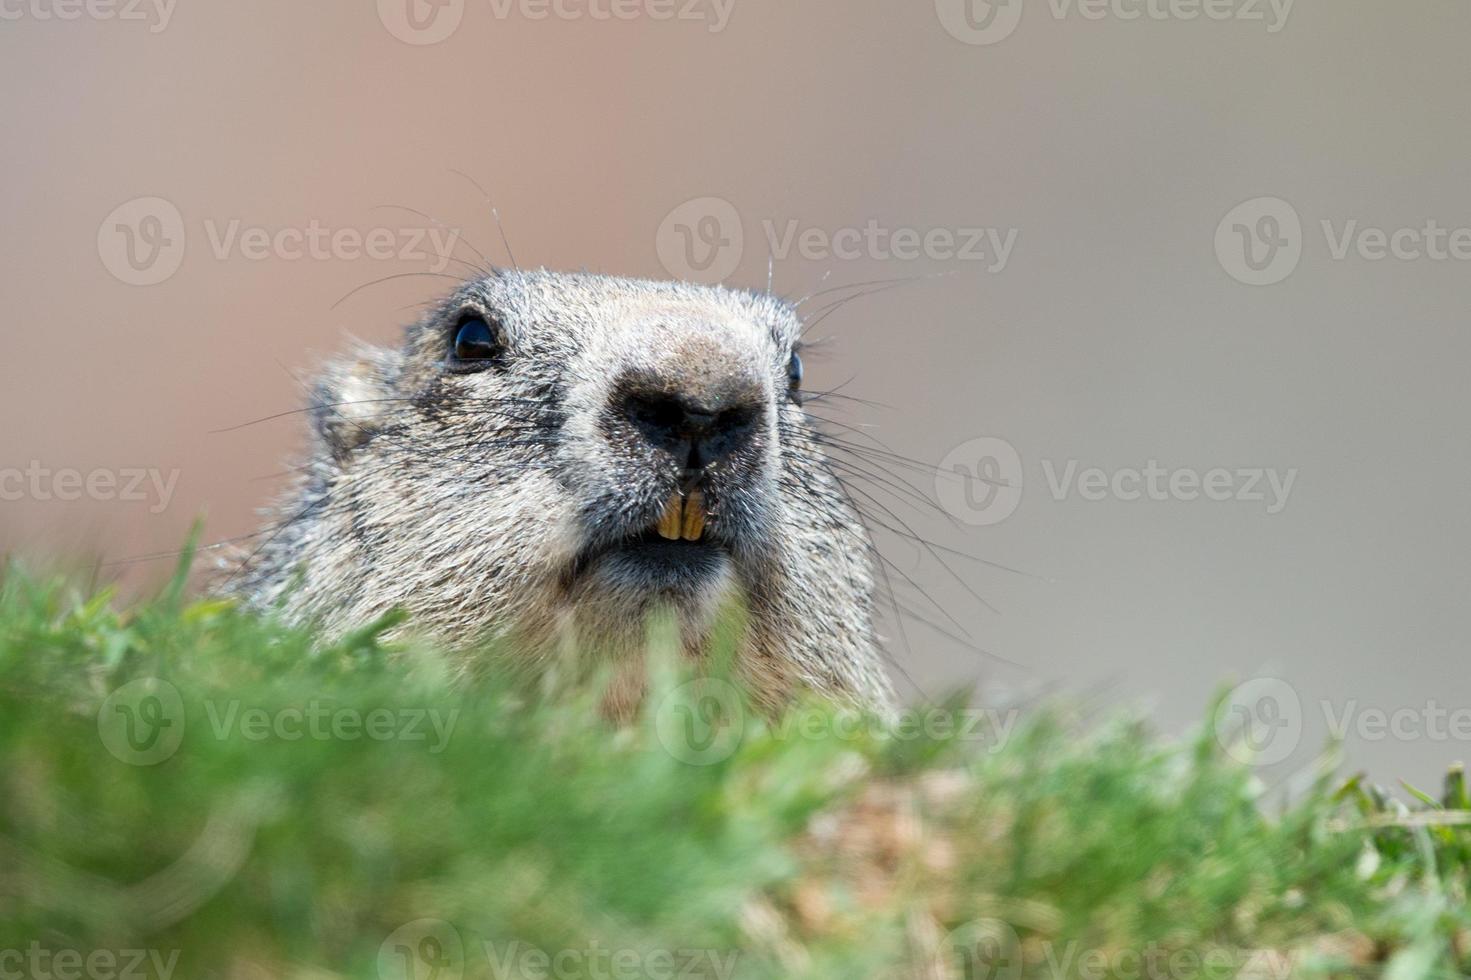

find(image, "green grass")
[0,553,1468,979]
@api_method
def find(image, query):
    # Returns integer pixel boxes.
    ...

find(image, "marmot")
[228,269,896,714]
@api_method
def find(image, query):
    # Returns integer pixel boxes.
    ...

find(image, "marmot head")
[234,270,895,713]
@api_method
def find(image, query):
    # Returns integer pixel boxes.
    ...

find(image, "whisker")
[332,271,467,311]
[371,203,494,272]
[792,268,962,309]
[450,169,520,273]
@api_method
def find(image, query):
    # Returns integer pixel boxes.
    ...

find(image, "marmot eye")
[451,315,502,367]
[787,352,804,391]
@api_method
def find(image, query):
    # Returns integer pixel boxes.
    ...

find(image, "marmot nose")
[620,388,761,473]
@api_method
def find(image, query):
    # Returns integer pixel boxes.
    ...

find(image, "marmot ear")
[309,345,400,462]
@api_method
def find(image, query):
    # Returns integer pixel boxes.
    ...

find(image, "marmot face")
[234,270,896,713]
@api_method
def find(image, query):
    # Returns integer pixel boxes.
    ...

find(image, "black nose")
[620,389,760,472]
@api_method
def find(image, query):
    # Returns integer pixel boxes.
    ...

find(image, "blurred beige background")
[3,0,1469,790]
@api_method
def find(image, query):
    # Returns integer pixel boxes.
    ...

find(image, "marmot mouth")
[568,532,728,594]
[655,489,707,542]
[566,490,727,589]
